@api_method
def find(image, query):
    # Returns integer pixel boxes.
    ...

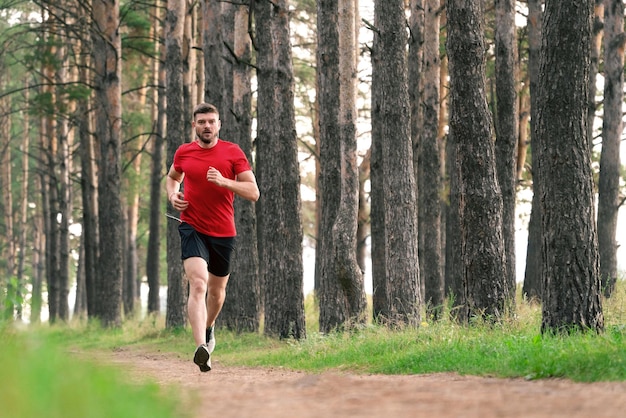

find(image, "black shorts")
[178,222,235,277]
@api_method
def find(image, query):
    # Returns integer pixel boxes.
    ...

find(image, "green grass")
[0,323,186,418]
[33,286,626,382]
[211,310,626,382]
[2,282,626,418]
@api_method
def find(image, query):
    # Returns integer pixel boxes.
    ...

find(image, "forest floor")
[99,347,626,418]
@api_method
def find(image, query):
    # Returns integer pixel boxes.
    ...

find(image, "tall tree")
[522,0,543,302]
[494,0,518,298]
[38,6,62,323]
[416,0,445,319]
[165,0,188,328]
[587,0,604,151]
[537,0,604,334]
[317,0,367,332]
[55,26,72,322]
[444,129,464,312]
[183,0,196,114]
[447,0,508,322]
[201,0,223,108]
[587,0,610,152]
[31,176,45,323]
[146,0,166,315]
[0,84,15,320]
[441,7,465,310]
[409,0,424,306]
[218,1,261,332]
[597,0,624,297]
[77,12,99,318]
[120,3,157,317]
[371,0,421,326]
[92,0,124,327]
[255,0,306,339]
[16,84,31,320]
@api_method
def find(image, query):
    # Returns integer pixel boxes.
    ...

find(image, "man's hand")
[206,166,226,187]
[170,191,189,211]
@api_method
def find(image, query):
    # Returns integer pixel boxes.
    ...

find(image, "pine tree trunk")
[447,0,509,322]
[409,0,424,306]
[183,0,196,115]
[587,0,604,151]
[218,2,261,332]
[31,185,45,323]
[0,92,14,319]
[420,0,444,319]
[356,150,370,275]
[16,85,30,320]
[201,0,224,108]
[537,0,604,334]
[522,0,543,302]
[494,0,518,298]
[146,0,166,315]
[597,0,623,297]
[317,0,367,333]
[77,47,99,318]
[444,135,464,313]
[92,0,124,327]
[44,74,61,323]
[56,41,72,322]
[371,0,421,326]
[255,0,306,339]
[165,0,188,329]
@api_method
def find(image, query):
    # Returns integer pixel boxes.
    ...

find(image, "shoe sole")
[193,346,211,372]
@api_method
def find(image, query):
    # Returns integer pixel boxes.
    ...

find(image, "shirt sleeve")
[173,147,182,173]
[233,145,252,175]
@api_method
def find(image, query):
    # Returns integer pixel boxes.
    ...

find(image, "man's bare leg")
[184,257,209,347]
[205,273,229,352]
[206,272,229,328]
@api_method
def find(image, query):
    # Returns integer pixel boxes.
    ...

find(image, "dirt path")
[104,348,626,418]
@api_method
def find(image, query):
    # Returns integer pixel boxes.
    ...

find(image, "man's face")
[193,112,221,145]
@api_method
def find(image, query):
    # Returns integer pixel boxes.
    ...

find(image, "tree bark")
[0,90,15,319]
[218,2,261,332]
[447,0,509,322]
[409,0,424,307]
[255,0,306,339]
[494,0,518,298]
[587,0,604,152]
[371,0,421,326]
[317,0,367,333]
[597,0,624,297]
[16,85,30,320]
[165,0,188,329]
[537,0,604,334]
[201,0,224,108]
[55,39,72,322]
[146,0,166,315]
[419,0,445,319]
[92,0,124,327]
[522,0,543,302]
[77,37,99,319]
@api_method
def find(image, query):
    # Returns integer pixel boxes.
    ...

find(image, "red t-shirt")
[173,139,252,237]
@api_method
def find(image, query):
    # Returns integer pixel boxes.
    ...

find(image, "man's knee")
[206,279,227,299]
[188,276,208,296]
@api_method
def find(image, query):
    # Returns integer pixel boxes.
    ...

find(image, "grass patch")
[0,323,185,418]
[30,298,626,384]
[212,316,626,382]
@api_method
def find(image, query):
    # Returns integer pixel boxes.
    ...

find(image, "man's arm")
[166,164,188,211]
[207,167,260,202]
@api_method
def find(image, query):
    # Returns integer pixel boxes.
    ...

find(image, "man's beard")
[197,131,214,144]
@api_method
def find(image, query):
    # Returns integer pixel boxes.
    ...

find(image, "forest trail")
[101,347,626,418]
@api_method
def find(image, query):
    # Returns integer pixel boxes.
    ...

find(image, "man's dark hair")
[193,103,219,119]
